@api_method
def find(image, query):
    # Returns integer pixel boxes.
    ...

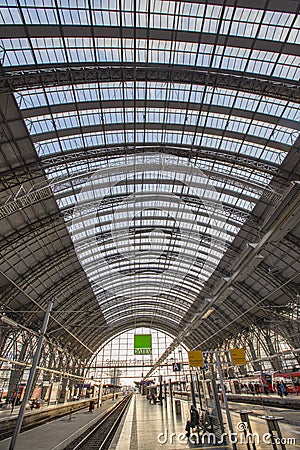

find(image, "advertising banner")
[134,334,152,355]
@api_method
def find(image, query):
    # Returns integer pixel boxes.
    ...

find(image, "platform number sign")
[188,350,204,367]
[230,348,246,365]
[134,334,152,355]
[172,362,182,372]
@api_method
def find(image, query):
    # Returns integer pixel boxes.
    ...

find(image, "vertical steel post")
[189,369,197,408]
[169,378,173,402]
[211,369,225,433]
[9,300,53,450]
[261,416,286,450]
[215,351,236,450]
[239,410,257,450]
[164,380,167,407]
[159,375,163,405]
[195,371,203,410]
[97,382,103,408]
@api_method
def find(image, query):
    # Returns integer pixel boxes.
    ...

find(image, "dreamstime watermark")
[157,422,296,446]
[71,153,228,305]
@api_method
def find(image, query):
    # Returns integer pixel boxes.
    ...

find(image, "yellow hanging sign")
[188,350,204,367]
[230,348,246,365]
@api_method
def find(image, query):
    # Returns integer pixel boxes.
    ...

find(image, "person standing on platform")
[249,383,255,395]
[263,385,269,395]
[185,405,200,438]
[276,381,283,397]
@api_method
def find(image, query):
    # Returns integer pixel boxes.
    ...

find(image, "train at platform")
[225,370,300,394]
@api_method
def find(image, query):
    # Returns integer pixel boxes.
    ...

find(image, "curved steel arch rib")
[0,144,280,189]
[1,65,299,102]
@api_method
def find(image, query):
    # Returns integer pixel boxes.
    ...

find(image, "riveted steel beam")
[0,65,298,102]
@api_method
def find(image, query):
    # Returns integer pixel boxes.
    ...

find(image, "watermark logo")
[157,423,296,446]
[71,153,228,315]
[237,421,248,432]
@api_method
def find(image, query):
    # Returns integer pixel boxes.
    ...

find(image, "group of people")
[240,381,288,396]
[241,382,269,395]
[276,381,288,397]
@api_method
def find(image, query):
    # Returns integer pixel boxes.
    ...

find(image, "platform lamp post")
[9,300,53,450]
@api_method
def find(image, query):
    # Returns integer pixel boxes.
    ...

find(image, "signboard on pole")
[134,334,152,355]
[188,350,204,367]
[230,348,246,365]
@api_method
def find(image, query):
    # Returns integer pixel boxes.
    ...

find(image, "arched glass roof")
[0,0,299,355]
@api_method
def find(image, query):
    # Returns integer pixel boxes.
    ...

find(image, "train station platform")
[0,397,121,450]
[0,394,299,449]
[227,398,300,426]
[226,393,300,412]
[111,394,300,450]
[0,397,89,421]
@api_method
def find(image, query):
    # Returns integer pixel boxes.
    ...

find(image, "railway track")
[0,395,115,442]
[63,394,132,450]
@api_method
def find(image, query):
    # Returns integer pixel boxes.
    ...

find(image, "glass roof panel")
[2,36,299,81]
[58,153,234,322]
[25,108,298,147]
[15,82,299,121]
[1,0,298,332]
[35,130,287,172]
[1,1,298,45]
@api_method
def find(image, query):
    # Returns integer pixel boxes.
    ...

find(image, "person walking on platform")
[10,396,16,414]
[280,381,288,396]
[185,405,200,438]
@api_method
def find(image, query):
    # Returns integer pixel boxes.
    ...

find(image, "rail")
[54,394,132,450]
